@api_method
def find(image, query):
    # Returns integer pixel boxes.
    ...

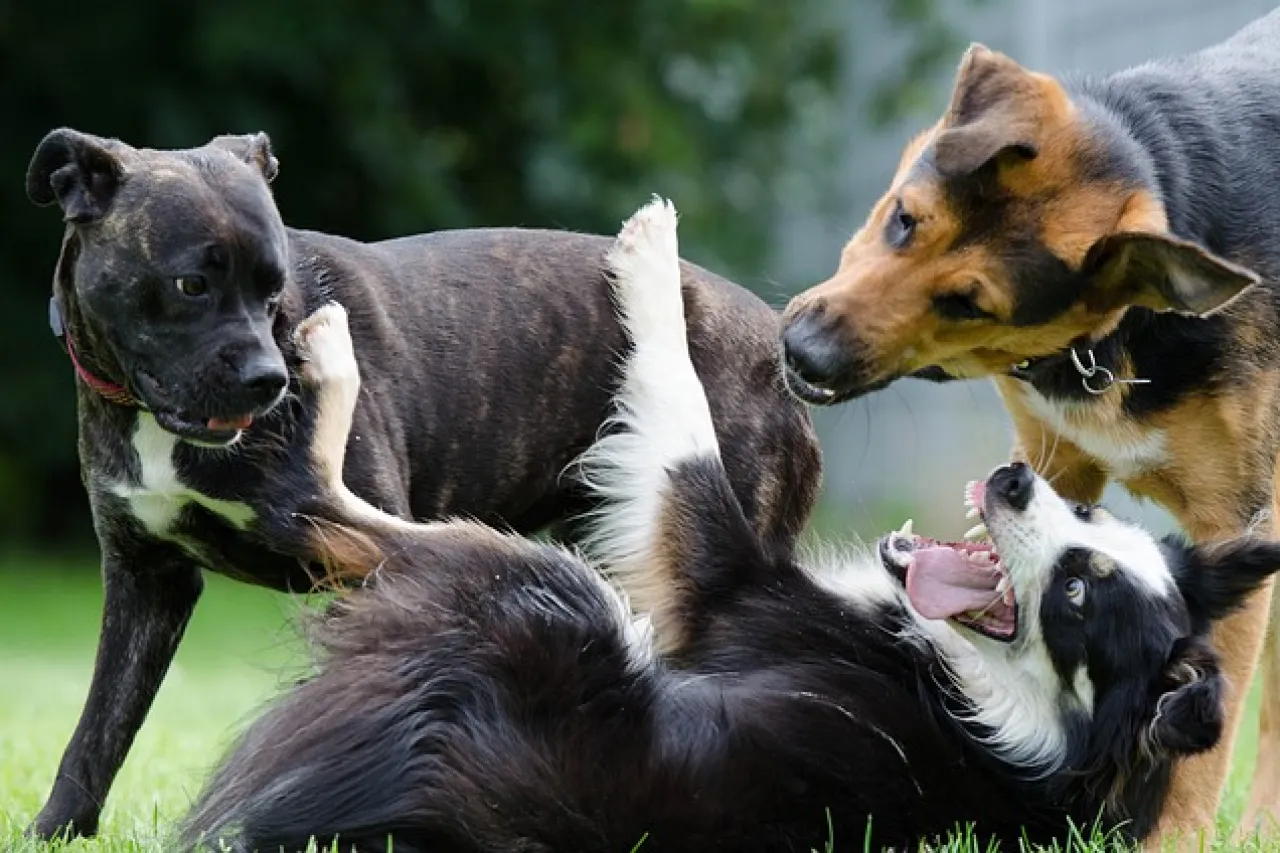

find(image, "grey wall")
[772,0,1280,541]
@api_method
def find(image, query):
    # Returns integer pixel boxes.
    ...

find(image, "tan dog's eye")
[931,291,992,321]
[884,199,917,249]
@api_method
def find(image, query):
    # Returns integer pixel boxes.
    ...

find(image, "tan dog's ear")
[932,45,1043,178]
[1083,231,1260,316]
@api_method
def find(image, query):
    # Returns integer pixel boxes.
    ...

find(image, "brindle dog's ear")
[931,44,1040,178]
[209,132,279,183]
[1084,231,1261,316]
[26,128,129,223]
[1144,637,1224,758]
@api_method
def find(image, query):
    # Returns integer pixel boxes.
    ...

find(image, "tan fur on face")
[783,49,1162,387]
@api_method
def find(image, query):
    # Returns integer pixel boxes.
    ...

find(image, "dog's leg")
[573,197,772,657]
[1153,514,1276,851]
[1242,593,1280,835]
[29,550,202,840]
[1243,464,1280,837]
[291,303,455,577]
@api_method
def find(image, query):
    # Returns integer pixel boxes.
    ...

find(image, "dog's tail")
[574,196,777,656]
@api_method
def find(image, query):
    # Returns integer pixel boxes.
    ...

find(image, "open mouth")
[880,480,1018,642]
[781,364,894,406]
[153,410,257,446]
[783,365,839,405]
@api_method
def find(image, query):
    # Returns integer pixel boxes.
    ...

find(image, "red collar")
[51,297,141,408]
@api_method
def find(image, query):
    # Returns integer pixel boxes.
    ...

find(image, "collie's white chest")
[1021,390,1168,480]
[109,413,256,537]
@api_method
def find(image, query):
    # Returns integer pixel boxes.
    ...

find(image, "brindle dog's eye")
[885,200,917,249]
[266,293,283,316]
[931,291,991,321]
[174,276,208,298]
[1065,576,1086,605]
[1072,503,1093,522]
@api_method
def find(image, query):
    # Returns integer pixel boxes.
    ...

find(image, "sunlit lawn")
[0,554,1271,852]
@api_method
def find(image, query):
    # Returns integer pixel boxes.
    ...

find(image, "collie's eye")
[174,276,207,298]
[931,291,991,321]
[1072,503,1093,522]
[1065,576,1086,605]
[266,293,283,316]
[885,200,917,249]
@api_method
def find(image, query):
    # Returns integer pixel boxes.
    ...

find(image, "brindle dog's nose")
[239,353,288,406]
[990,462,1034,512]
[782,307,854,388]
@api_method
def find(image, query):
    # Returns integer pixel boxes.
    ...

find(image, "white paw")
[605,196,686,348]
[294,302,359,392]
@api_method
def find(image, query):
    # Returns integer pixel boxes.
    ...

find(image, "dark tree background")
[0,0,955,549]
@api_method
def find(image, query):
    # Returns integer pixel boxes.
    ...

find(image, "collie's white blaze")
[575,197,719,653]
[990,473,1175,601]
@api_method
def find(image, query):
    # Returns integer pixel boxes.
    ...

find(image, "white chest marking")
[110,413,256,536]
[1023,390,1168,479]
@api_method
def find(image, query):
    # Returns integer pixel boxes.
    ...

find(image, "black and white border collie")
[181,199,1280,853]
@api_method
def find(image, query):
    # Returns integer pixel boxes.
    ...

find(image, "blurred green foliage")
[0,0,955,549]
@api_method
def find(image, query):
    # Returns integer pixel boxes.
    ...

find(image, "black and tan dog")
[780,10,1280,846]
[23,129,821,840]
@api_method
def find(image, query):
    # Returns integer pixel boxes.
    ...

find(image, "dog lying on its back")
[23,130,820,840]
[181,199,1280,853]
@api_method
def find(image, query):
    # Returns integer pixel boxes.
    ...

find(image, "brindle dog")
[780,10,1280,847]
[23,128,821,840]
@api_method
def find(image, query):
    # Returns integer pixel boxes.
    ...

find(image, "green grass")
[0,555,1273,852]
[0,555,313,852]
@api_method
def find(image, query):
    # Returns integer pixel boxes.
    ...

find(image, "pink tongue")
[207,414,253,431]
[906,546,1003,620]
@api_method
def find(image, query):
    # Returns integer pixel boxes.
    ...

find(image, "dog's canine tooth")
[966,506,981,520]
[964,523,988,542]
[897,518,914,537]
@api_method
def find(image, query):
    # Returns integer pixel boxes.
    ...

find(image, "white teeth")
[964,523,988,542]
[966,506,981,520]
[897,518,914,537]
[995,575,1010,595]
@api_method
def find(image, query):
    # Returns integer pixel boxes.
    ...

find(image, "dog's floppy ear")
[1144,637,1224,758]
[26,128,129,223]
[1083,231,1260,316]
[931,44,1043,178]
[209,132,279,183]
[1165,534,1280,626]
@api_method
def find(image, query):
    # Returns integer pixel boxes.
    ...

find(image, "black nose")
[781,308,855,387]
[989,462,1034,512]
[238,353,288,406]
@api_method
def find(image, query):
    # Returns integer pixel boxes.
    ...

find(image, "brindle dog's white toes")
[606,196,686,350]
[294,301,360,487]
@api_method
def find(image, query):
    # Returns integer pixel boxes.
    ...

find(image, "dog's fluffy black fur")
[181,201,1280,853]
